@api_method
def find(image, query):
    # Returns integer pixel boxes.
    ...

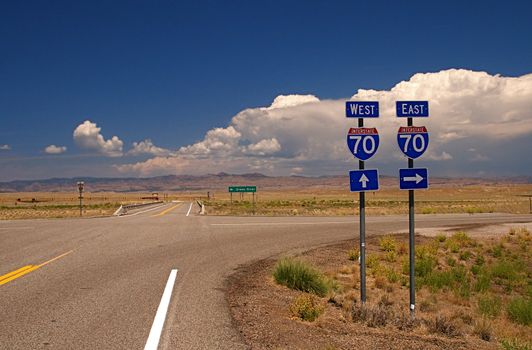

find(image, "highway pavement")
[0,202,530,349]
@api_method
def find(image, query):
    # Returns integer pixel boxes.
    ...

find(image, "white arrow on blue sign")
[347,127,380,161]
[346,101,379,118]
[399,168,429,190]
[397,126,429,159]
[396,101,429,117]
[349,169,379,192]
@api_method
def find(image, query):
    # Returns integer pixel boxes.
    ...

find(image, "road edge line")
[118,204,168,218]
[186,203,193,217]
[144,269,178,350]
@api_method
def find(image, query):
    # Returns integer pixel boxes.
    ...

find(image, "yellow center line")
[38,250,74,268]
[0,265,34,283]
[0,250,74,287]
[152,203,182,217]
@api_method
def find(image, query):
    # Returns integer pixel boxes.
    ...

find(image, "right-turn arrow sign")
[399,168,429,190]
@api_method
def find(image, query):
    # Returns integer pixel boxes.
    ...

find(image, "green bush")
[435,234,447,243]
[477,295,501,317]
[385,250,397,263]
[474,273,491,293]
[423,271,453,291]
[348,248,359,261]
[385,268,399,284]
[379,236,397,253]
[445,240,460,253]
[451,265,467,284]
[446,257,457,267]
[460,250,473,261]
[366,254,380,270]
[452,231,474,246]
[415,255,435,278]
[507,297,532,326]
[475,254,485,266]
[471,264,481,275]
[273,258,330,296]
[500,338,532,350]
[289,293,324,321]
[492,244,504,258]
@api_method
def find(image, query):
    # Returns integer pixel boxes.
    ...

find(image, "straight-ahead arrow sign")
[359,174,369,188]
[349,169,379,192]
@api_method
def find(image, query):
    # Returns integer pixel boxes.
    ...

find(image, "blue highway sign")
[347,127,380,161]
[396,101,429,117]
[399,168,429,190]
[346,101,379,118]
[397,126,429,159]
[349,169,379,192]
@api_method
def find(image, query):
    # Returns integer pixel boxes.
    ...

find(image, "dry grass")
[0,192,199,219]
[272,227,531,347]
[204,184,532,216]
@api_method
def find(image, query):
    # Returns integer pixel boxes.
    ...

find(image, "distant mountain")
[0,173,530,193]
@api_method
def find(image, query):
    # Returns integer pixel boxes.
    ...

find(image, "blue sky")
[1,0,531,181]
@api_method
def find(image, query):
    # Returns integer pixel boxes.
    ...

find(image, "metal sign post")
[396,101,430,318]
[346,101,380,306]
[77,181,85,217]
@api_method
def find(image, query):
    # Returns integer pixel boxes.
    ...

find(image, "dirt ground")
[226,229,530,350]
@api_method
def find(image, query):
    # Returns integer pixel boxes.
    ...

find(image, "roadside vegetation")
[272,227,531,348]
[204,185,531,216]
[0,192,191,219]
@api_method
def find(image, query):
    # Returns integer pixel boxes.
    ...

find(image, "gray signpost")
[77,181,84,217]
[346,101,380,306]
[396,101,430,318]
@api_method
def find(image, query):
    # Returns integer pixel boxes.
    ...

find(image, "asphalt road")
[0,203,530,349]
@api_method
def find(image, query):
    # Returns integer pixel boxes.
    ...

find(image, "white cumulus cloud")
[245,138,281,155]
[0,144,11,150]
[44,145,67,154]
[73,120,123,157]
[116,69,532,177]
[178,126,241,157]
[128,139,173,156]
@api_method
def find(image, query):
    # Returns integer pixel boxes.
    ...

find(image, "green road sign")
[228,186,256,193]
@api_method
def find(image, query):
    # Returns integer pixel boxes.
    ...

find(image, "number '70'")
[349,135,376,154]
[399,134,426,152]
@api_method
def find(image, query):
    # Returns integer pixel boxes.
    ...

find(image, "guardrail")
[113,201,164,216]
[196,200,205,215]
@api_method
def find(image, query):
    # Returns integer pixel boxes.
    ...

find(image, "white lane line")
[144,269,178,350]
[211,221,353,226]
[186,202,193,217]
[117,204,168,218]
[0,227,35,230]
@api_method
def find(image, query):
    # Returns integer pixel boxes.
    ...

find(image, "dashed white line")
[144,269,178,350]
[186,203,193,217]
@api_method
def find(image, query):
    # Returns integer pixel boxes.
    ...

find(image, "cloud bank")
[73,120,123,157]
[115,69,532,177]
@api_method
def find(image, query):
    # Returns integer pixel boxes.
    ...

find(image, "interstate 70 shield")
[347,127,379,161]
[397,126,429,159]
